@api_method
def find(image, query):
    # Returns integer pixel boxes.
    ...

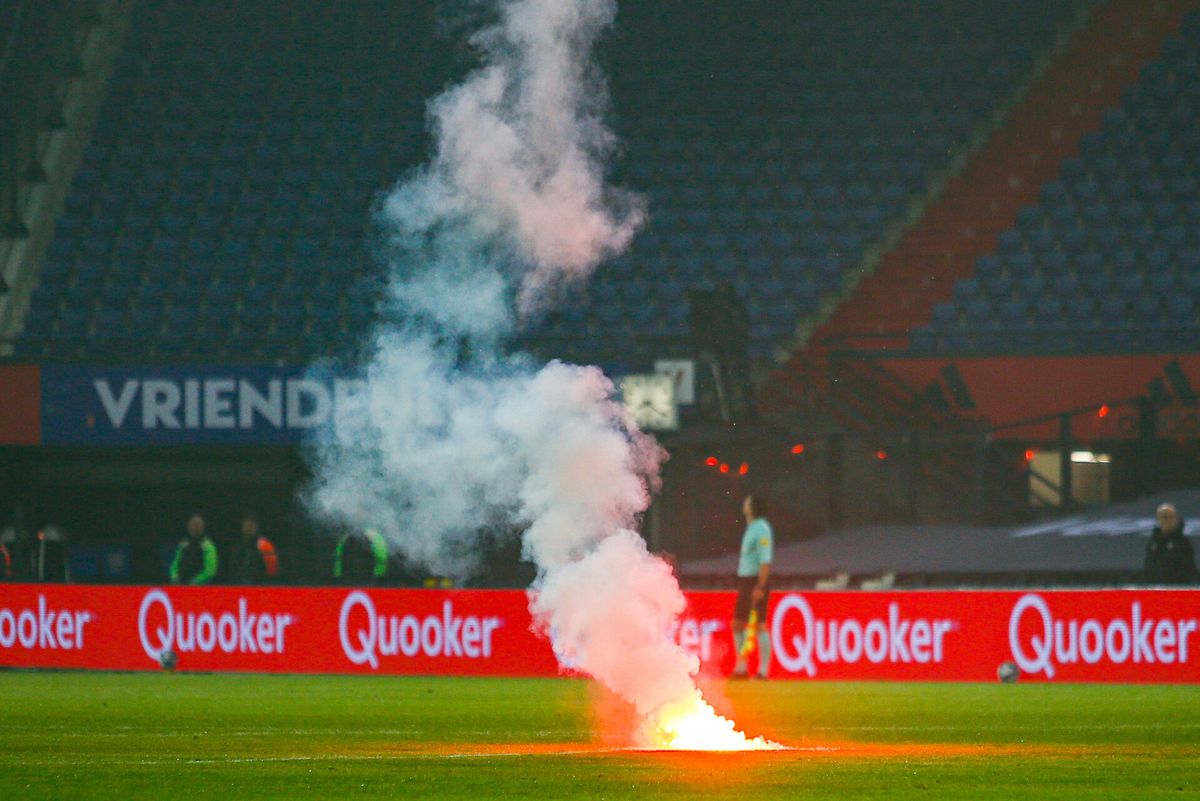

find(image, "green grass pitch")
[1,672,1198,800]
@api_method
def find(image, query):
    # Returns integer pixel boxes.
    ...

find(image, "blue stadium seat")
[963,299,991,323]
[1051,273,1080,295]
[981,272,1014,298]
[1068,296,1099,327]
[1165,295,1195,326]
[996,229,1023,255]
[1114,271,1145,295]
[925,301,954,330]
[997,298,1027,324]
[1032,297,1063,325]
[953,279,982,303]
[1132,295,1162,323]
[1015,274,1047,297]
[1042,250,1069,274]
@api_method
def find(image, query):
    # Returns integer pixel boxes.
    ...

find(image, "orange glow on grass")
[738,463,749,475]
[1098,403,1110,418]
[587,681,643,749]
[791,443,805,454]
[719,463,730,474]
[705,456,718,467]
[408,739,1099,761]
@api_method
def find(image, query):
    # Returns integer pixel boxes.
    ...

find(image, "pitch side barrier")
[0,584,1198,682]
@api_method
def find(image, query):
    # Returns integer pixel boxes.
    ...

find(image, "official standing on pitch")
[732,493,773,679]
[169,513,219,585]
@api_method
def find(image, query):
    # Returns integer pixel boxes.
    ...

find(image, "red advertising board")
[1,584,1197,683]
[768,589,1200,683]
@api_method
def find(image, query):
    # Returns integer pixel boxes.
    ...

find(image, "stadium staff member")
[334,526,390,585]
[1144,502,1196,584]
[169,513,219,585]
[732,493,773,679]
[231,514,280,585]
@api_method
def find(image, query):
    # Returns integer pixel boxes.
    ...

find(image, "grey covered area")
[680,489,1200,585]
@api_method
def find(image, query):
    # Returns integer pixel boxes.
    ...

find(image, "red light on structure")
[1025,449,1035,462]
[738,462,749,475]
[791,444,805,455]
[1098,404,1110,418]
[719,463,730,474]
[705,456,718,467]
[875,450,888,461]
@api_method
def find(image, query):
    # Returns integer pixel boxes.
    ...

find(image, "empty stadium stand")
[12,0,1080,365]
[917,9,1200,354]
[763,0,1198,427]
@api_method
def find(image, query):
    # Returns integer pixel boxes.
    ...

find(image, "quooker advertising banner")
[1,584,1198,683]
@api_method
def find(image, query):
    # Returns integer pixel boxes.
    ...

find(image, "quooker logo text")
[0,595,93,651]
[137,589,295,662]
[339,591,504,669]
[771,593,957,676]
[1008,593,1198,678]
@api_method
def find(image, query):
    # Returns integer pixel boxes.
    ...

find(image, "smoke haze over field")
[308,0,769,747]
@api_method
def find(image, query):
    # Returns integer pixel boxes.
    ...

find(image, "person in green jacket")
[333,527,389,585]
[169,513,218,585]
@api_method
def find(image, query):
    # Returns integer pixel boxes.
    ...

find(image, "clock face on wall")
[620,373,678,431]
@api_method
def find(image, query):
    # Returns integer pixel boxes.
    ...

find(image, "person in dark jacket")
[230,514,280,585]
[1144,502,1196,585]
[169,513,218,585]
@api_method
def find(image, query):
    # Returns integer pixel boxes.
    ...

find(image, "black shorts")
[734,576,769,621]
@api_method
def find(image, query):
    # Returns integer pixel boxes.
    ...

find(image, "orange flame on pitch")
[641,690,781,751]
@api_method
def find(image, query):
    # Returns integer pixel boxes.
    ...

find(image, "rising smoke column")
[309,0,773,748]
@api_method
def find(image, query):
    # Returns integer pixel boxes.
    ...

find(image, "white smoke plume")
[379,0,644,329]
[309,0,771,748]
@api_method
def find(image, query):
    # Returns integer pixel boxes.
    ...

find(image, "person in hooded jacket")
[1144,502,1196,585]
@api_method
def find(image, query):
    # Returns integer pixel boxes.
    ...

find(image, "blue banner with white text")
[40,365,364,445]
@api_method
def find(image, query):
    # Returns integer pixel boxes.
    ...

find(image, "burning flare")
[309,0,781,754]
[641,689,781,751]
